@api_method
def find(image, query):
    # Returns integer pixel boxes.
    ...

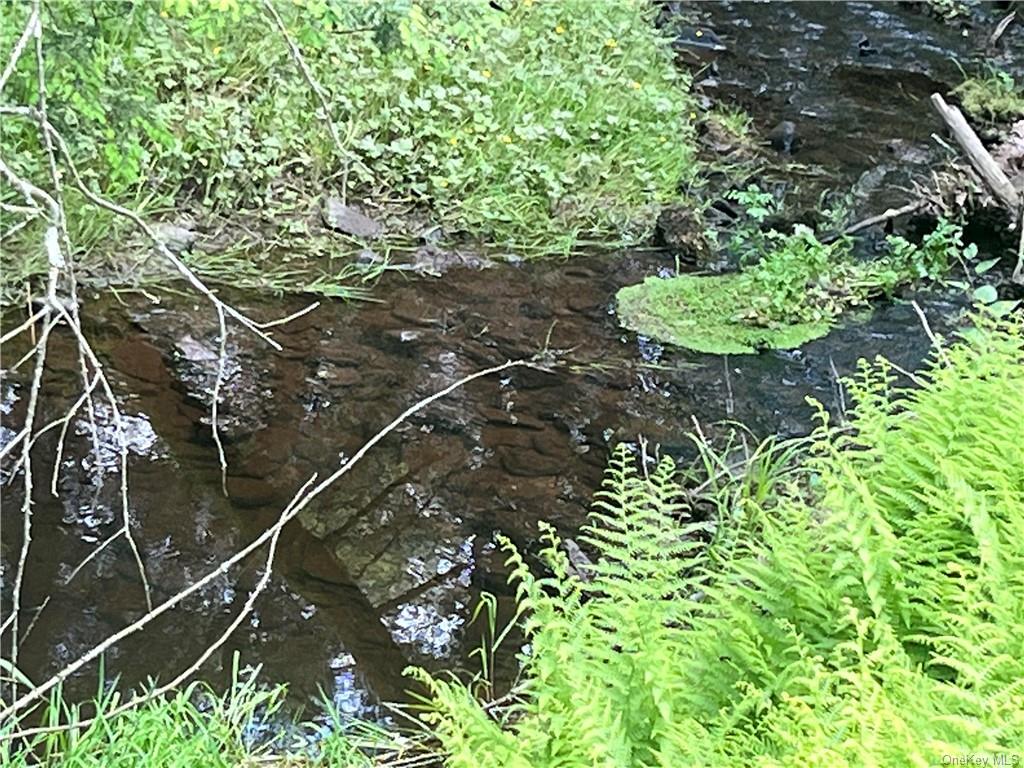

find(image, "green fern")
[411,315,1024,767]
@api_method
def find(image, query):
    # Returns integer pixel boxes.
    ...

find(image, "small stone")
[768,120,797,154]
[322,197,382,238]
[356,248,382,265]
[152,222,197,254]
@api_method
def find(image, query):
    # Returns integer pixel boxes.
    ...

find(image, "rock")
[478,405,547,431]
[174,334,218,363]
[322,197,382,239]
[768,120,797,154]
[671,26,727,64]
[498,447,561,477]
[151,221,197,254]
[417,224,444,244]
[654,205,714,264]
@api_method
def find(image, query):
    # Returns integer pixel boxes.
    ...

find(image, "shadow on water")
[1,0,1014,721]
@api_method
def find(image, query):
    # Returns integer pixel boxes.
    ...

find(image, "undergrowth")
[617,216,975,354]
[953,67,1024,122]
[0,0,696,302]
[412,315,1024,766]
[0,661,390,767]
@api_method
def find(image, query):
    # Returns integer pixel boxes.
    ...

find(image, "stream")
[1,0,1020,726]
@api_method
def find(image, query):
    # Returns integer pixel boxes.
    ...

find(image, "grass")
[0,0,698,303]
[411,313,1024,766]
[953,67,1024,122]
[1,661,394,767]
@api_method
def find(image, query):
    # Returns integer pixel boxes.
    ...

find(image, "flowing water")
[1,0,1019,724]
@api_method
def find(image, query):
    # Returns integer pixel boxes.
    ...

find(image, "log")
[929,93,1021,211]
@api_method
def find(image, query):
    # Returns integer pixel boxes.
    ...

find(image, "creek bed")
[1,0,1017,720]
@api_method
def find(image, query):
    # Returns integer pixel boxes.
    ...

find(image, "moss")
[953,70,1024,122]
[616,273,833,355]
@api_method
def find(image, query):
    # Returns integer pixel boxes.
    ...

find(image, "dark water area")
[0,0,1016,724]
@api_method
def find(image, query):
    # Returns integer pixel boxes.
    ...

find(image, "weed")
[1,0,698,301]
[953,67,1024,121]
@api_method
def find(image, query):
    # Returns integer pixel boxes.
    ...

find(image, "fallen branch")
[929,93,1021,211]
[0,356,539,725]
[838,200,928,239]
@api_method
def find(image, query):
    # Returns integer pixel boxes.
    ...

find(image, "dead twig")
[0,357,537,725]
[836,200,927,239]
[929,93,1021,211]
[989,10,1016,48]
[259,0,372,205]
[0,307,47,346]
[911,300,950,367]
[0,3,38,93]
[1014,208,1024,285]
[211,304,229,496]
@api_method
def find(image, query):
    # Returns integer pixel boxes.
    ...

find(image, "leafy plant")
[727,184,779,225]
[1,0,699,302]
[953,67,1024,121]
[412,315,1024,766]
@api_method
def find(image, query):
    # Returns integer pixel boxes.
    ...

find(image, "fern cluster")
[411,315,1024,767]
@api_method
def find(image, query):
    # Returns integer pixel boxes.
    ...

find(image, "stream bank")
[2,0,1022,728]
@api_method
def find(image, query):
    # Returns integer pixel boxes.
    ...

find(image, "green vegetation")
[923,0,970,21]
[413,316,1024,766]
[1,666,389,767]
[617,269,832,354]
[617,217,974,354]
[0,0,697,302]
[5,317,1022,766]
[953,67,1024,122]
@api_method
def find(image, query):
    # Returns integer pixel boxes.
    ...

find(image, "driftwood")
[840,200,928,238]
[929,93,1021,211]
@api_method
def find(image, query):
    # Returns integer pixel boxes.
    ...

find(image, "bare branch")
[9,271,56,698]
[0,357,536,725]
[211,304,229,496]
[0,307,47,346]
[911,300,950,367]
[259,0,372,205]
[0,5,39,93]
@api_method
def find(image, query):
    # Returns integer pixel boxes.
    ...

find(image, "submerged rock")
[768,120,798,154]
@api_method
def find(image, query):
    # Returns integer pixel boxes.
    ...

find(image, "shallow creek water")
[1,1,1018,722]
